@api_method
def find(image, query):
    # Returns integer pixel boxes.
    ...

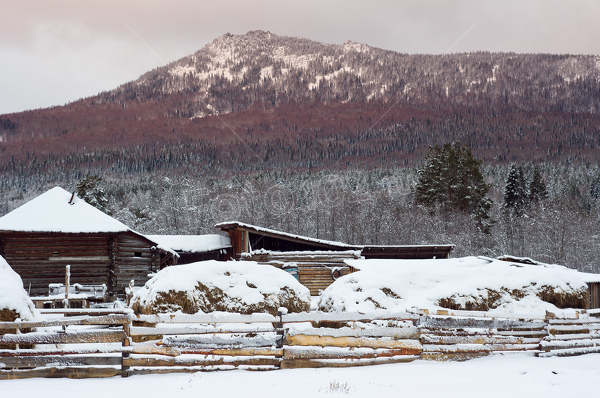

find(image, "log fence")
[1,308,599,379]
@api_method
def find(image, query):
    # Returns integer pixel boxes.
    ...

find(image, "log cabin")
[0,187,177,299]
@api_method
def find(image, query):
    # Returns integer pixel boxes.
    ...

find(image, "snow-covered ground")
[3,354,599,397]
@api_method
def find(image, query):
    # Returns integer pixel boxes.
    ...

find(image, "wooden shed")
[0,187,177,299]
[145,234,232,264]
[581,274,600,310]
[216,221,454,260]
[216,221,454,295]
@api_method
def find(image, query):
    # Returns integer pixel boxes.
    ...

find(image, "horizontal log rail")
[1,308,599,379]
[0,314,130,330]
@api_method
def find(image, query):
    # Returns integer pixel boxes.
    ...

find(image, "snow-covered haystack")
[131,260,311,315]
[318,257,588,315]
[1,255,38,348]
[0,255,37,323]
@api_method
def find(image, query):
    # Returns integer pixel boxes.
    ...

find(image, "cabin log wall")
[589,282,600,309]
[0,232,164,298]
[112,232,160,296]
[1,232,112,296]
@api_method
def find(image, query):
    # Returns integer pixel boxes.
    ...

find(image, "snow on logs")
[130,260,311,316]
[319,257,589,315]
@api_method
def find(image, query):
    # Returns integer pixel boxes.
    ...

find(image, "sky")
[2,0,599,115]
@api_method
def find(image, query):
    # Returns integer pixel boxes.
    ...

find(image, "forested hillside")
[1,30,599,171]
[2,162,600,274]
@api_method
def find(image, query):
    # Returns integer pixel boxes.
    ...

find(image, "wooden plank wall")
[1,233,111,296]
[589,282,600,309]
[245,251,361,295]
[0,232,162,299]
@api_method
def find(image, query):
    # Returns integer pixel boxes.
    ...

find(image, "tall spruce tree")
[529,166,549,205]
[76,174,109,213]
[503,164,529,216]
[415,143,492,231]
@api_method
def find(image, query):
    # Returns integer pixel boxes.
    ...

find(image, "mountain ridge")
[1,30,600,177]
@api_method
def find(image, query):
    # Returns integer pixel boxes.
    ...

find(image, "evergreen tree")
[590,176,600,201]
[529,166,549,204]
[503,164,529,216]
[76,175,109,213]
[415,143,492,231]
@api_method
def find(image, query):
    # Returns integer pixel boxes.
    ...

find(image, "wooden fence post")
[276,308,288,350]
[121,312,132,377]
[64,264,70,309]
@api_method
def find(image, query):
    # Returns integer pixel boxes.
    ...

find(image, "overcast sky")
[2,0,599,115]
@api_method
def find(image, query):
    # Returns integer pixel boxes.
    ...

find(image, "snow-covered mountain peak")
[114,31,600,119]
[343,40,371,53]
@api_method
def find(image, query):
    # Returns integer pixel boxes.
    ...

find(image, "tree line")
[3,157,600,274]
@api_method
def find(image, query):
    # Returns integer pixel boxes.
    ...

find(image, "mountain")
[2,30,600,178]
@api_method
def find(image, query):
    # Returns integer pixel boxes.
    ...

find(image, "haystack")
[319,257,588,315]
[131,260,311,315]
[1,255,38,348]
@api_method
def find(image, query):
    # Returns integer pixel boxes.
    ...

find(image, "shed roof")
[0,187,129,233]
[215,221,455,257]
[145,234,231,253]
[216,221,358,250]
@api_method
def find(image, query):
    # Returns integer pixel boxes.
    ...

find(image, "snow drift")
[0,255,38,348]
[131,260,311,315]
[318,257,589,315]
[0,255,38,322]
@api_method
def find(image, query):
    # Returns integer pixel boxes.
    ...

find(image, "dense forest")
[2,161,600,274]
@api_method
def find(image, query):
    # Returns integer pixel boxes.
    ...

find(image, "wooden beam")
[0,367,120,380]
[0,314,130,330]
[0,355,122,369]
[0,330,127,345]
[284,334,422,351]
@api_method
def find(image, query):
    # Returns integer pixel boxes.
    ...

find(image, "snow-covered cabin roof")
[0,187,130,233]
[145,234,231,253]
[0,187,179,257]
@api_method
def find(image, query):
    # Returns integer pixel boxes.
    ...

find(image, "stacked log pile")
[539,314,600,357]
[0,310,131,379]
[281,319,421,368]
[125,312,282,374]
[418,315,546,361]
